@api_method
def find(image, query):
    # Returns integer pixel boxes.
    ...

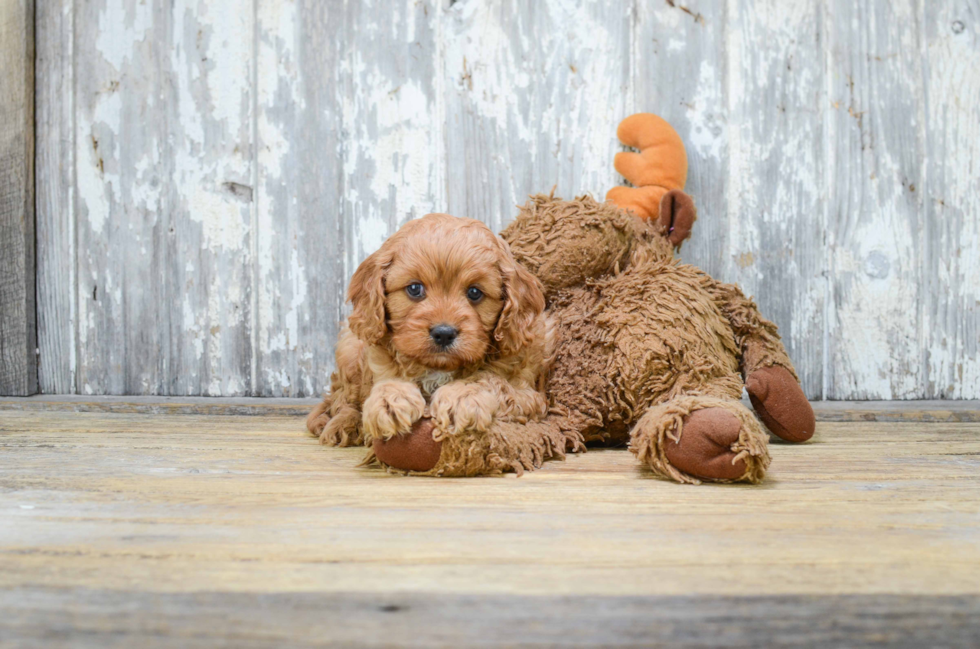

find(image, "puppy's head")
[347,213,544,370]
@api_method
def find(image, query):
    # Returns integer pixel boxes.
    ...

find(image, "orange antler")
[606,113,688,221]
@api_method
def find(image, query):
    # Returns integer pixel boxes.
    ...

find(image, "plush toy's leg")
[745,365,814,443]
[704,279,816,443]
[629,395,771,485]
[370,416,578,477]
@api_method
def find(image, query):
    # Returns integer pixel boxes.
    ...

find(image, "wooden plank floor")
[2,406,980,647]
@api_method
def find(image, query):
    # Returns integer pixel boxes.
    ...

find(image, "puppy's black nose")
[430,324,458,349]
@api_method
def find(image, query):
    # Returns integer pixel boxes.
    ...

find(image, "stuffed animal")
[326,113,815,484]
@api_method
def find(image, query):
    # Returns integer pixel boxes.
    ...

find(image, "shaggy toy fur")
[496,192,810,483]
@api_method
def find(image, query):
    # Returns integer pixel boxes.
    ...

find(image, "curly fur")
[308,213,554,455]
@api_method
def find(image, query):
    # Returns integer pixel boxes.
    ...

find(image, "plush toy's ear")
[493,240,546,357]
[659,189,696,250]
[347,247,391,345]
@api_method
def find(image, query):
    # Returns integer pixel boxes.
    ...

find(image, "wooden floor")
[2,403,980,647]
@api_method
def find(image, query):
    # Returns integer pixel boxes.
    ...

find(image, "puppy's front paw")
[362,382,426,442]
[319,407,363,447]
[430,383,496,435]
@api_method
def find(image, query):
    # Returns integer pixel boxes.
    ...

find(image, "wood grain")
[35,0,74,395]
[68,0,255,396]
[923,0,980,399]
[253,0,347,397]
[2,590,978,648]
[0,0,37,396]
[827,0,927,399]
[443,0,630,231]
[1,410,979,645]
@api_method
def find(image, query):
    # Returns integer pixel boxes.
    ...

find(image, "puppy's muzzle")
[429,324,458,349]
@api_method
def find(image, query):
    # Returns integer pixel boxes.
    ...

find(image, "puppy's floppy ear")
[493,238,546,357]
[347,246,391,345]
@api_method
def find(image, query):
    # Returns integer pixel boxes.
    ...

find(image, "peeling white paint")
[443,0,629,229]
[76,91,122,236]
[95,0,154,72]
[922,1,980,398]
[356,213,389,258]
[688,62,726,162]
[825,0,928,399]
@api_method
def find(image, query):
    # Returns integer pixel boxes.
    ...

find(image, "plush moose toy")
[310,113,815,484]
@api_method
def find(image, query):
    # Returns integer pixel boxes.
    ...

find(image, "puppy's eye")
[466,286,484,302]
[405,282,425,300]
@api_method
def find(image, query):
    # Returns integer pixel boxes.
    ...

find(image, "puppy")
[307,213,553,453]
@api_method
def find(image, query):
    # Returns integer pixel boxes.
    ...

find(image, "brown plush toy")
[315,113,815,484]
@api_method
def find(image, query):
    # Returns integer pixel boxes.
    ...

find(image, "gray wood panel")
[633,0,729,282]
[2,395,979,422]
[253,0,347,398]
[827,0,927,399]
[723,1,827,399]
[633,1,827,400]
[923,0,980,399]
[33,0,980,398]
[71,0,254,395]
[0,0,37,396]
[253,0,442,398]
[35,0,74,395]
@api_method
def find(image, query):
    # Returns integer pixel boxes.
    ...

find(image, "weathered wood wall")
[0,0,37,396]
[35,0,980,399]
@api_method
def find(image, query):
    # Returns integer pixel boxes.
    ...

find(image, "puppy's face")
[347,214,544,370]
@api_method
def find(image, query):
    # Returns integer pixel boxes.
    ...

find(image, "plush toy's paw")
[631,396,769,484]
[373,417,443,473]
[362,382,426,441]
[429,382,496,436]
[663,408,747,481]
[373,417,571,477]
[745,366,816,443]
